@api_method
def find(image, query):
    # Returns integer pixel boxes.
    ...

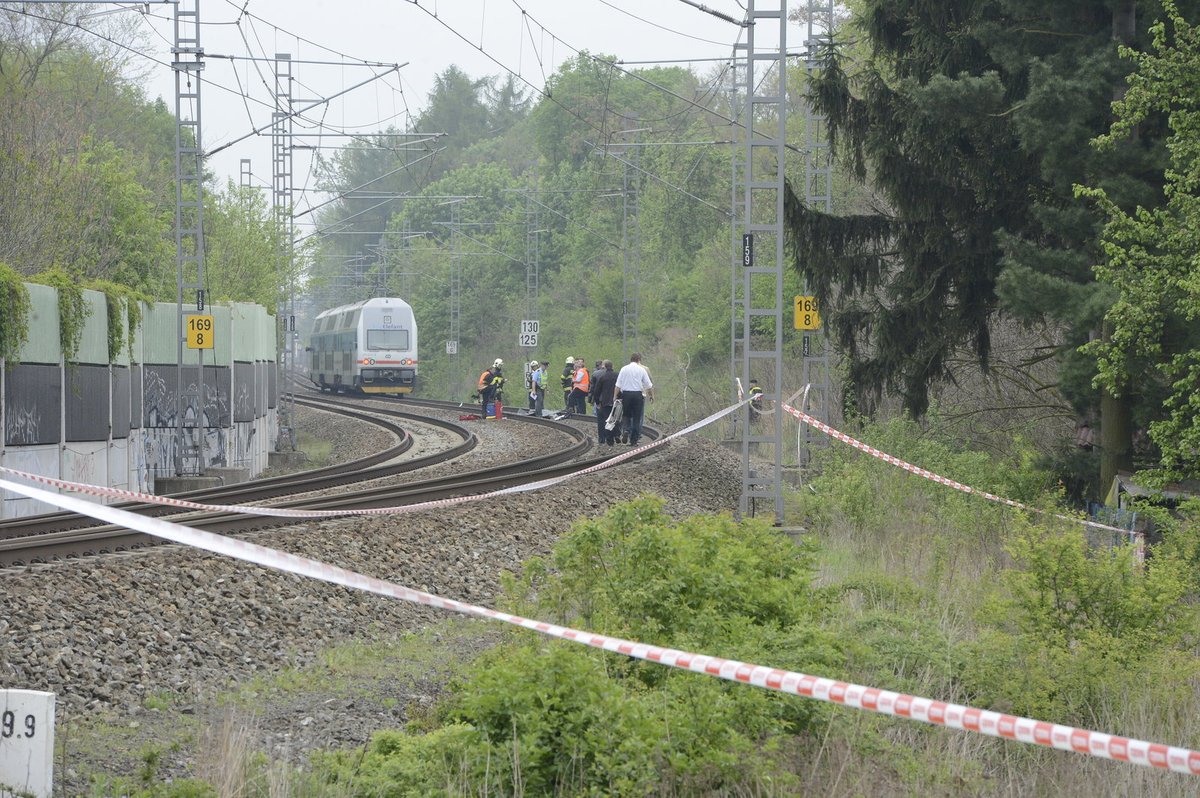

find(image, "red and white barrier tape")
[781,403,1145,559]
[1,473,1195,775]
[0,400,745,518]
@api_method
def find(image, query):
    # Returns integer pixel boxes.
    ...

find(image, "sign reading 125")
[186,315,215,349]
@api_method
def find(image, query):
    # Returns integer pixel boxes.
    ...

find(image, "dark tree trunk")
[1100,0,1138,501]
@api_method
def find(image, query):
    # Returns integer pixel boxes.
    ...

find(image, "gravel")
[0,402,744,790]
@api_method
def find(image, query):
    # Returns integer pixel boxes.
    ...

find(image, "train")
[308,297,418,394]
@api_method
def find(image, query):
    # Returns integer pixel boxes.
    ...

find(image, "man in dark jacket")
[591,359,619,446]
[589,360,607,417]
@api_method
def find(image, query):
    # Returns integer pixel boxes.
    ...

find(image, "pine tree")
[787,0,1194,493]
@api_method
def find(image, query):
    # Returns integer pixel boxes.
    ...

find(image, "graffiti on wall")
[142,367,231,477]
[5,403,41,445]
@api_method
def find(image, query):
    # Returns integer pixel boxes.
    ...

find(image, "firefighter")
[560,356,576,408]
[477,358,506,419]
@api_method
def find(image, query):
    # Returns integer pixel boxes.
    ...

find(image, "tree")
[0,12,176,293]
[1078,0,1200,483]
[415,65,493,181]
[203,182,294,308]
[787,0,1190,495]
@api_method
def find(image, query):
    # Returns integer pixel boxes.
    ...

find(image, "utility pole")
[621,128,644,362]
[173,0,207,476]
[735,0,787,523]
[524,171,541,326]
[449,200,463,398]
[272,53,295,450]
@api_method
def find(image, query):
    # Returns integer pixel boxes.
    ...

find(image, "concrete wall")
[0,285,277,518]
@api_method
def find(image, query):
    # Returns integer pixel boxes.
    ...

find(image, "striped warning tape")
[781,402,1145,560]
[0,399,747,519]
[1,473,1195,775]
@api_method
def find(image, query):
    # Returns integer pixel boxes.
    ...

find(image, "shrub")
[960,516,1199,722]
[311,497,844,796]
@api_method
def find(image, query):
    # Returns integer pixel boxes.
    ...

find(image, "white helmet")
[530,360,540,369]
[493,358,503,368]
[566,356,575,365]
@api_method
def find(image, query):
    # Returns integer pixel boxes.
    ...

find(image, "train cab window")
[367,329,409,350]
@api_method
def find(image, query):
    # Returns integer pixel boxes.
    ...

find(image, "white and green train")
[308,297,418,395]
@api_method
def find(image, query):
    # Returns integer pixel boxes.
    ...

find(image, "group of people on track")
[477,353,654,447]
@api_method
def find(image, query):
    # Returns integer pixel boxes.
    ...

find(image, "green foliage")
[513,497,828,647]
[465,499,839,791]
[31,266,89,363]
[1077,0,1200,481]
[308,498,839,795]
[0,262,30,365]
[960,517,1199,721]
[793,0,1182,447]
[798,413,1053,533]
[90,279,148,362]
[203,182,292,308]
[311,724,487,797]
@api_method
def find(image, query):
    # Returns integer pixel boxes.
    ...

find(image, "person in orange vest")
[569,356,590,414]
[477,358,505,419]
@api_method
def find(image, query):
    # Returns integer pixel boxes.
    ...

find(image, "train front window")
[366,329,408,350]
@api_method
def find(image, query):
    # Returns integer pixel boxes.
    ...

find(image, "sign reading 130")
[186,315,215,349]
[519,319,539,348]
[793,296,821,331]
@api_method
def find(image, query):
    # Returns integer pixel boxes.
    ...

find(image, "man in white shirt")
[613,352,653,446]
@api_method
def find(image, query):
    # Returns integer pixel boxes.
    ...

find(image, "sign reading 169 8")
[186,315,215,349]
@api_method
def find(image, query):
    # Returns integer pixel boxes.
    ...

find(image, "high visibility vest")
[574,367,590,393]
[478,369,492,391]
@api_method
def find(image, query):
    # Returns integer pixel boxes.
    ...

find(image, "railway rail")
[0,393,658,568]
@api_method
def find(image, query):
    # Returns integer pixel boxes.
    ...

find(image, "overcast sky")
[131,0,767,235]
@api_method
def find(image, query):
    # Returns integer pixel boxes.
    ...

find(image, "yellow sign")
[186,315,215,349]
[794,296,821,330]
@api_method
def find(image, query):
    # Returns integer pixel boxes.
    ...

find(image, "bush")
[960,516,1200,723]
[311,496,844,796]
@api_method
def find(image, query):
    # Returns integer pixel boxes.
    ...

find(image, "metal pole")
[173,0,206,476]
[272,54,296,450]
[737,0,787,523]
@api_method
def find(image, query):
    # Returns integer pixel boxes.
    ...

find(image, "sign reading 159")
[186,315,215,349]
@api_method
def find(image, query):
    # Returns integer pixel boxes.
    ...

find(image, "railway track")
[0,393,658,568]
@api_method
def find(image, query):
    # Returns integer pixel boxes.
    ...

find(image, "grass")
[295,431,332,468]
[786,457,1200,798]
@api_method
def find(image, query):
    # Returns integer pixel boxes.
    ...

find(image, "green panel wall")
[230,302,258,362]
[77,289,109,365]
[140,302,179,363]
[210,305,232,367]
[18,283,62,365]
[260,308,277,362]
